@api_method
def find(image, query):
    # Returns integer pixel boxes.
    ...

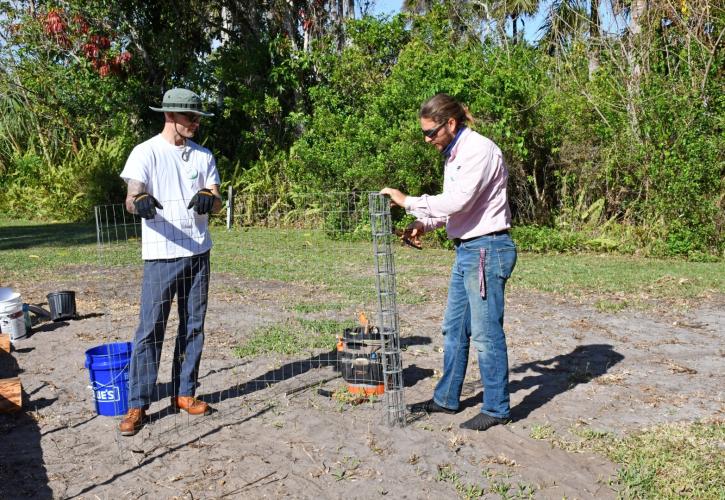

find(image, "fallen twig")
[221,471,288,497]
[284,374,341,397]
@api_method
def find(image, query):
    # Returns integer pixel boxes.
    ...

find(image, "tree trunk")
[588,0,600,78]
[334,0,345,51]
[219,5,232,47]
[629,0,647,35]
[625,0,647,136]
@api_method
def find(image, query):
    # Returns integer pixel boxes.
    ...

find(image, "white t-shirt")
[120,134,221,260]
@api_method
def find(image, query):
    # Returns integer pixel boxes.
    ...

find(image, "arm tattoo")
[125,180,146,213]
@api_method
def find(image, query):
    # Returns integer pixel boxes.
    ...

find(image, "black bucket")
[46,291,77,322]
[337,326,384,393]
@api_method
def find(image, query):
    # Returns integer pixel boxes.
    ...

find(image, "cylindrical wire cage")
[369,192,406,426]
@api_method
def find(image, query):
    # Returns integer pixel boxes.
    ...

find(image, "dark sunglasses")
[422,123,444,138]
[178,112,201,123]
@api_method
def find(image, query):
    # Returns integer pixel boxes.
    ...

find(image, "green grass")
[232,318,355,357]
[0,217,137,280]
[212,227,385,302]
[436,464,536,499]
[1,219,722,307]
[529,423,555,440]
[511,253,724,301]
[543,422,725,499]
[291,302,345,313]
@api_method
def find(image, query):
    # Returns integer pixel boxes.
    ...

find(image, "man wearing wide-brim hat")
[119,88,221,436]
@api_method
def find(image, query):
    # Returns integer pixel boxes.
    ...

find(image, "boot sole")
[406,402,457,414]
[171,404,212,416]
[119,414,147,436]
[119,420,146,436]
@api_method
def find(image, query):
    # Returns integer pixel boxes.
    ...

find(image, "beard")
[434,128,456,150]
[441,128,456,147]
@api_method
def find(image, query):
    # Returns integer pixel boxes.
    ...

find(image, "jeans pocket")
[496,247,517,279]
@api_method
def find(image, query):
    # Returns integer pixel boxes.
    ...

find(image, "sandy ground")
[0,263,723,499]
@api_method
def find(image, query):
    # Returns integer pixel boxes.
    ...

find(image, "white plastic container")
[0,288,26,343]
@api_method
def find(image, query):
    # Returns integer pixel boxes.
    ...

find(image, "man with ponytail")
[381,93,517,431]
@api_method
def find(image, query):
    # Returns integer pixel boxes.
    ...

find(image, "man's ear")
[448,116,458,133]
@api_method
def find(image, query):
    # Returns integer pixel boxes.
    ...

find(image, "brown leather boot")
[119,408,146,436]
[171,396,211,416]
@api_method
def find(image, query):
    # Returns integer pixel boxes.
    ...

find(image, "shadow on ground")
[65,404,273,500]
[458,344,624,419]
[0,223,97,251]
[0,348,53,499]
[141,335,434,422]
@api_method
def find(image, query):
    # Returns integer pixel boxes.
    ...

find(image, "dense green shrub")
[0,135,134,221]
[0,3,721,257]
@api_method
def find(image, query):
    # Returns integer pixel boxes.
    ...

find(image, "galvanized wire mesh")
[94,204,141,247]
[369,193,406,426]
[92,191,406,436]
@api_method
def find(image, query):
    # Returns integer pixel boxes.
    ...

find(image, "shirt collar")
[442,126,466,160]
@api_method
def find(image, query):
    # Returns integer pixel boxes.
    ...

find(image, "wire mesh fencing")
[91,191,405,439]
[369,193,405,426]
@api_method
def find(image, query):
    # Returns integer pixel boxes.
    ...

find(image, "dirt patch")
[0,266,722,499]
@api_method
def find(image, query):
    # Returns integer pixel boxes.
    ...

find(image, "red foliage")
[83,43,99,59]
[90,34,110,49]
[38,8,129,78]
[112,53,130,67]
[55,34,71,49]
[43,10,71,49]
[44,10,65,35]
[72,14,89,35]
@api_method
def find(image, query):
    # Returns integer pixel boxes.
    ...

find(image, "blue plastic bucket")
[84,342,133,416]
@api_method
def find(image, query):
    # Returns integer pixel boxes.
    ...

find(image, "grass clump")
[436,464,535,499]
[546,421,724,499]
[599,422,723,499]
[291,302,344,313]
[232,318,355,357]
[529,423,555,440]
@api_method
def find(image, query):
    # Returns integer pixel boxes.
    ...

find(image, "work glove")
[187,188,216,215]
[133,192,163,219]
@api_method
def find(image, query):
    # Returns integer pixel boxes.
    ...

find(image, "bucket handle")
[88,362,130,388]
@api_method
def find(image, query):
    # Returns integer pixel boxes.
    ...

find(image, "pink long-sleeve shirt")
[404,127,511,239]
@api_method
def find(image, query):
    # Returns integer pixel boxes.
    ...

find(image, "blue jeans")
[433,234,517,418]
[128,252,210,409]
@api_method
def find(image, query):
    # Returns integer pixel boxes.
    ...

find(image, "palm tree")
[538,0,588,55]
[402,0,438,14]
[506,0,541,42]
[480,0,541,43]
[538,0,606,77]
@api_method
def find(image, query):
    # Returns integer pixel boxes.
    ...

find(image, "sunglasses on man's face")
[179,112,201,124]
[422,123,444,138]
